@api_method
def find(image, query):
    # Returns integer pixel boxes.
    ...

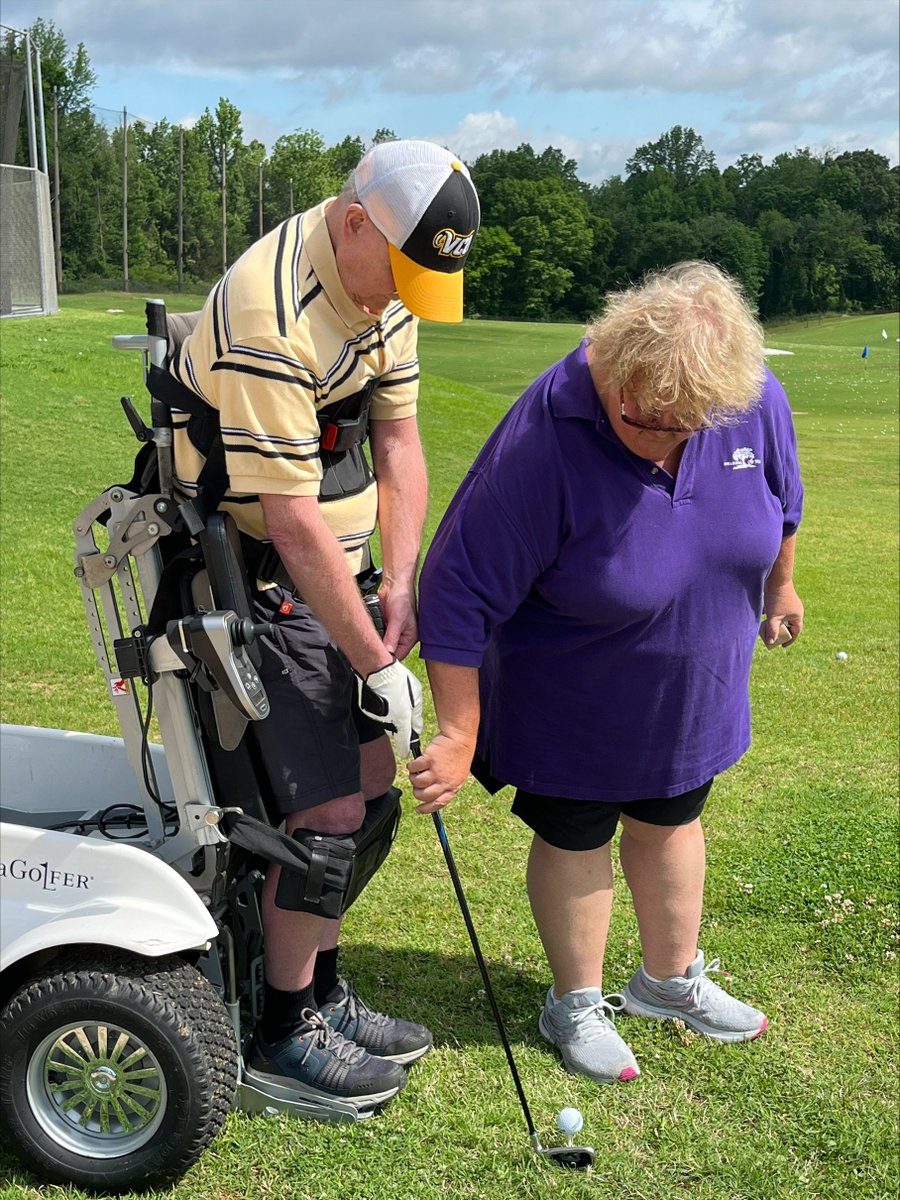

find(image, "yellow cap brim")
[389,243,464,323]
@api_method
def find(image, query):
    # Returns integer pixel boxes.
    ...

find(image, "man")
[168,140,480,1109]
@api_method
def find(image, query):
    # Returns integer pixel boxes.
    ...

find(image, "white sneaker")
[623,951,768,1042]
[538,986,640,1084]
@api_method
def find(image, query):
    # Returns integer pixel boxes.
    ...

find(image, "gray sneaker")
[623,951,768,1042]
[318,978,433,1066]
[539,987,640,1084]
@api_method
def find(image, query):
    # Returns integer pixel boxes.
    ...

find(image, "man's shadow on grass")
[339,942,549,1050]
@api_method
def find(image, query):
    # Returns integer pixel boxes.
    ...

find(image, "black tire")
[0,950,237,1192]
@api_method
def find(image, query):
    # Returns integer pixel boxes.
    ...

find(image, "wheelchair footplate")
[238,1055,379,1123]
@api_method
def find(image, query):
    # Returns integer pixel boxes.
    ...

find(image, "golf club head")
[538,1145,595,1170]
[531,1134,594,1170]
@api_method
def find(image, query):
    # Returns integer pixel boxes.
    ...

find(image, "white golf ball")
[836,651,848,661]
[556,1107,584,1136]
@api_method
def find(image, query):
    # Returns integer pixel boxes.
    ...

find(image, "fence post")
[52,88,62,289]
[221,141,226,274]
[122,106,129,290]
[178,126,184,290]
[22,31,37,169]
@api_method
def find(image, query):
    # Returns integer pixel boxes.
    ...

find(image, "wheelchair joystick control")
[231,619,275,648]
[164,612,271,722]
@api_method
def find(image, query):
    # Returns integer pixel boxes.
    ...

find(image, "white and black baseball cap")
[352,139,480,323]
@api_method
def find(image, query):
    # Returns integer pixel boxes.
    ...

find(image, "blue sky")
[3,0,898,183]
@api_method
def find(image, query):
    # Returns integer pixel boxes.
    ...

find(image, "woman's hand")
[761,535,803,647]
[760,581,804,647]
[408,732,475,814]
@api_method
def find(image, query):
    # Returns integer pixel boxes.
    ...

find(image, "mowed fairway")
[0,297,897,1200]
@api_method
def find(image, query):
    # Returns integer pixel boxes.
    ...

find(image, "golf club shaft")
[431,810,537,1138]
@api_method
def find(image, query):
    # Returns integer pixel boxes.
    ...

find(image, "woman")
[410,262,803,1085]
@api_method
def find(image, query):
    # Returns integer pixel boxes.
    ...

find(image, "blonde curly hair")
[586,261,766,430]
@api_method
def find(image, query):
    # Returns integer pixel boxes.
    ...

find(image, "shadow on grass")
[0,947,553,1196]
[336,942,550,1050]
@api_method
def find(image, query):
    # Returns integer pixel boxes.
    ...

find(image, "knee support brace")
[273,787,401,918]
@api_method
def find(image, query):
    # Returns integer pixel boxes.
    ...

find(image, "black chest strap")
[147,364,229,526]
[146,365,379,520]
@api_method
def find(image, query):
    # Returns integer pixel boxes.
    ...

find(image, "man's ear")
[345,203,368,237]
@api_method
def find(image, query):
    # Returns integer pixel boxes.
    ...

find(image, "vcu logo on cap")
[433,228,476,259]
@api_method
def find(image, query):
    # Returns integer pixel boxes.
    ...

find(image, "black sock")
[260,981,316,1043]
[313,947,340,1006]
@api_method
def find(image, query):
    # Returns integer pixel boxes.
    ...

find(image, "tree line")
[8,20,899,321]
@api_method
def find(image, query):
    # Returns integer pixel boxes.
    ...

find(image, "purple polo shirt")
[418,344,803,801]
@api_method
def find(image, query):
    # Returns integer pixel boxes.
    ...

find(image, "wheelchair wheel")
[0,950,237,1192]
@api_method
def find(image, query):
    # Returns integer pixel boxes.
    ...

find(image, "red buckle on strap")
[320,423,338,451]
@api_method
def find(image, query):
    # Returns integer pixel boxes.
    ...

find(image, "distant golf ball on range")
[556,1107,584,1136]
[836,651,848,661]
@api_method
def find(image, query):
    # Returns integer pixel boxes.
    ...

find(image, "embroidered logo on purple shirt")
[722,446,761,470]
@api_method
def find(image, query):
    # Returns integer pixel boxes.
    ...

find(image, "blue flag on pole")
[861,344,869,359]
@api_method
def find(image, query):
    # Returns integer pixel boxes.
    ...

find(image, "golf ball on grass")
[836,651,848,662]
[556,1107,584,1137]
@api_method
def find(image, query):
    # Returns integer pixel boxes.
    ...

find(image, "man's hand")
[370,416,427,662]
[380,584,419,661]
[409,732,475,814]
[357,660,423,758]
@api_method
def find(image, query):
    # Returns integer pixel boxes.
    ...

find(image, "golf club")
[429,803,595,1171]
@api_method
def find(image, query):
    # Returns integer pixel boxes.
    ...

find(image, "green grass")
[419,316,586,397]
[1,296,898,1200]
[764,311,900,351]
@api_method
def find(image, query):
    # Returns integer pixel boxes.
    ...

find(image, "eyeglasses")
[619,398,703,435]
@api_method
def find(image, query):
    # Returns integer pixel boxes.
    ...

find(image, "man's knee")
[361,733,396,799]
[279,735,396,838]
[274,785,402,919]
[287,793,366,836]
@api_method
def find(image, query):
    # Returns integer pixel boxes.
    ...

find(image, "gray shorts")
[250,586,385,814]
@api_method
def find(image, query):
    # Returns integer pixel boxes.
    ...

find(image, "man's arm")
[260,492,391,678]
[760,533,804,646]
[410,661,480,813]
[369,415,428,661]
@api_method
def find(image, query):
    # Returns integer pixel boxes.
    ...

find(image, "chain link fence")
[0,164,57,316]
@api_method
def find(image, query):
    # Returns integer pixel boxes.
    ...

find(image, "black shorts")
[511,780,714,851]
[250,586,385,814]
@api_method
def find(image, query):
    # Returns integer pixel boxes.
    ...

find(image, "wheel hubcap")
[27,1021,168,1157]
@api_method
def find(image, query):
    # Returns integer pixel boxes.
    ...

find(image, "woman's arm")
[409,661,480,813]
[760,533,804,646]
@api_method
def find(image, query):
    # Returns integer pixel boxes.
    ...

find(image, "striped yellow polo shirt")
[169,200,419,574]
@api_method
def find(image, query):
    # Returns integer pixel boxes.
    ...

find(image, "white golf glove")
[356,660,423,759]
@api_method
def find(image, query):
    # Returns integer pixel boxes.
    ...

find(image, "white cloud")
[548,134,638,184]
[437,111,523,161]
[240,111,283,150]
[434,112,644,184]
[382,45,474,94]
